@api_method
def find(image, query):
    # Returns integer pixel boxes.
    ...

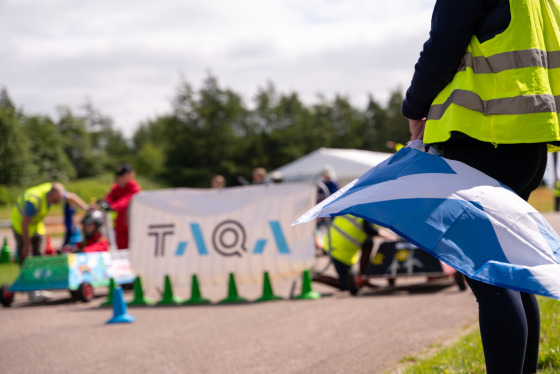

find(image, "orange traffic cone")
[44,235,56,256]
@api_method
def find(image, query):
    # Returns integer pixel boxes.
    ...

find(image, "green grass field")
[398,296,560,373]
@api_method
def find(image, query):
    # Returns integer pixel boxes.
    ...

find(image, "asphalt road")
[1,278,476,374]
[3,212,560,374]
[0,278,476,373]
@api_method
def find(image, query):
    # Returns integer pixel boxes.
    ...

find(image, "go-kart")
[0,250,136,307]
[312,222,467,293]
[0,205,135,307]
[365,239,467,291]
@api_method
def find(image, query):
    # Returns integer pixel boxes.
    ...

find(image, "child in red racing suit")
[78,210,109,253]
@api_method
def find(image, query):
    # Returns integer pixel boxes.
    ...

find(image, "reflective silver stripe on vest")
[427,89,560,120]
[343,215,362,229]
[332,216,362,247]
[458,49,560,74]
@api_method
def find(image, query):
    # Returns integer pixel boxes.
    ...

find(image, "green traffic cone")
[156,275,182,305]
[128,276,154,306]
[0,237,12,264]
[293,269,321,300]
[101,278,116,307]
[219,273,247,304]
[255,271,282,302]
[183,274,211,305]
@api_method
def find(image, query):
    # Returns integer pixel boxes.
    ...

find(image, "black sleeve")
[401,0,487,120]
[363,220,379,237]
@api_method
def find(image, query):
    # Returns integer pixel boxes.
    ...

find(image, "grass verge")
[397,296,560,373]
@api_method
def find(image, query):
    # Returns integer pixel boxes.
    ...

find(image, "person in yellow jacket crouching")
[315,214,395,295]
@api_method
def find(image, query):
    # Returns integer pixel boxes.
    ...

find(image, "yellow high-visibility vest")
[323,215,368,266]
[10,183,53,236]
[425,0,560,151]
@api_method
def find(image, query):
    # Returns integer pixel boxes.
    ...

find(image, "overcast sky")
[1,0,435,138]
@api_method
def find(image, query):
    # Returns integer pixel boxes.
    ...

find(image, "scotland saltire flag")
[294,142,560,300]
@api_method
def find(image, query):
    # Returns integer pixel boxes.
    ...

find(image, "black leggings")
[441,137,547,374]
[465,278,540,373]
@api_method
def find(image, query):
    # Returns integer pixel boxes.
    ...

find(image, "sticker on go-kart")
[33,268,53,280]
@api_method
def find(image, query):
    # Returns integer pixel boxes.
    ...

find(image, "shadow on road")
[359,281,460,297]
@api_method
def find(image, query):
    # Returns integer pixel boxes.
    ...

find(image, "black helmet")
[81,210,104,229]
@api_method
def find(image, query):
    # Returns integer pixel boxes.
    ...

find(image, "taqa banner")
[129,183,316,288]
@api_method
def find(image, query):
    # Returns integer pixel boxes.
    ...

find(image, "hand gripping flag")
[294,142,560,300]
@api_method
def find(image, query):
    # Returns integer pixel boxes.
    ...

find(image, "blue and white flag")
[294,142,560,300]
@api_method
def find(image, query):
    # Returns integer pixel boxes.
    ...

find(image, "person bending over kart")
[314,214,396,295]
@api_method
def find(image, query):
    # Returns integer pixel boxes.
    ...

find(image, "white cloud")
[0,0,435,137]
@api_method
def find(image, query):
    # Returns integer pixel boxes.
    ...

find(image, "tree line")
[0,73,410,196]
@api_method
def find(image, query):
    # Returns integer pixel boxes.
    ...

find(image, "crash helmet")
[81,210,104,230]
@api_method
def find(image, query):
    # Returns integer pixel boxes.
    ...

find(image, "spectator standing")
[317,164,340,203]
[320,165,339,195]
[251,167,267,185]
[402,0,560,371]
[104,164,141,249]
[211,174,226,189]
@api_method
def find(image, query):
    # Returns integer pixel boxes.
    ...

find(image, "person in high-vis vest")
[11,182,88,266]
[317,215,394,295]
[402,0,560,372]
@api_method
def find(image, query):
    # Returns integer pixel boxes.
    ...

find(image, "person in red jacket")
[78,210,109,253]
[104,164,141,249]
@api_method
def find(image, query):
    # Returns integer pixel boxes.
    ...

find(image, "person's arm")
[376,229,399,241]
[363,220,398,241]
[363,221,379,237]
[402,0,487,122]
[105,184,118,205]
[107,182,141,212]
[65,192,89,211]
[109,195,133,213]
[409,118,426,141]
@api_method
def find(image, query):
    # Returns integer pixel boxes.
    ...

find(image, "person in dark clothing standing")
[402,0,560,372]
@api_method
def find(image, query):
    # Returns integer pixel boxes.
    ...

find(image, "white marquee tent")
[271,147,394,187]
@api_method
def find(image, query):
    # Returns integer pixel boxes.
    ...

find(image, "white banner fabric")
[129,183,316,289]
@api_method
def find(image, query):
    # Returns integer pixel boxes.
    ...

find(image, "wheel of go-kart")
[387,277,396,287]
[77,282,94,302]
[0,284,15,307]
[454,272,468,291]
